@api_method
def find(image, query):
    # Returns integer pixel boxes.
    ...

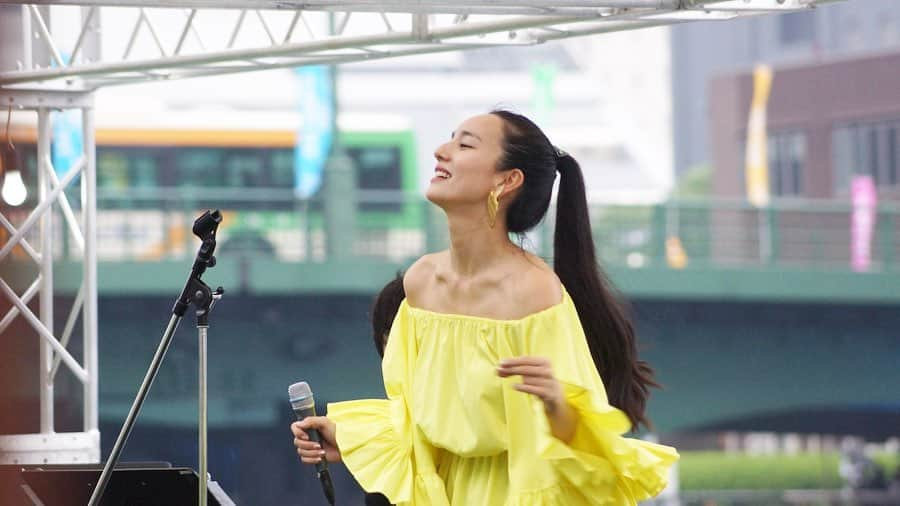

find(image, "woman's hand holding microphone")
[291,416,342,464]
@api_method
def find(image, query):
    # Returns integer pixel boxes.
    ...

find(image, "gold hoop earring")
[487,190,500,229]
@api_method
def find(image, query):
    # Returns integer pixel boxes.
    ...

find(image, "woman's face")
[426,114,506,208]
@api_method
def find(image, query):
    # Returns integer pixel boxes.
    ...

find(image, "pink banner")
[851,175,878,272]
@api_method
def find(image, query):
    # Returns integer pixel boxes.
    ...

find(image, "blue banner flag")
[294,65,335,199]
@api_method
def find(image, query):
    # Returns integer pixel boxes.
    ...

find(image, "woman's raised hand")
[291,416,342,464]
[497,356,578,443]
[496,356,564,414]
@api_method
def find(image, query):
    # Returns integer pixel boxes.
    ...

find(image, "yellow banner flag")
[745,64,773,208]
[666,236,688,270]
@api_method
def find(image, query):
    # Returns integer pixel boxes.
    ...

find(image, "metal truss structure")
[0,0,837,90]
[0,89,99,465]
[0,0,841,466]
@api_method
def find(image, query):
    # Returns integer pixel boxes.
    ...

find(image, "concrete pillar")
[323,151,356,261]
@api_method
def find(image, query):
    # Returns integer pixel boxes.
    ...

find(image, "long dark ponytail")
[491,109,659,431]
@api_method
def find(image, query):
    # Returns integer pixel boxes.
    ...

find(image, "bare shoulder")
[511,254,564,315]
[403,251,445,305]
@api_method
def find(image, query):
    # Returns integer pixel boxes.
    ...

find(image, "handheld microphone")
[289,381,336,506]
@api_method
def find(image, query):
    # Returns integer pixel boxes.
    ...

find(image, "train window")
[93,147,164,209]
[346,145,402,212]
[177,148,225,187]
[224,149,265,187]
[348,145,402,192]
[88,140,408,211]
[98,149,129,190]
[270,149,294,188]
[98,147,163,190]
[132,155,158,189]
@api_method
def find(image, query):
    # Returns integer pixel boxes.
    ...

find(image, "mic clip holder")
[173,210,223,321]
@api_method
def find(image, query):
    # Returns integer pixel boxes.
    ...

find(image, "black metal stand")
[8,463,236,506]
[88,210,224,506]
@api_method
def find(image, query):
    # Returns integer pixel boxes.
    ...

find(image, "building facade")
[671,0,900,175]
[709,50,900,201]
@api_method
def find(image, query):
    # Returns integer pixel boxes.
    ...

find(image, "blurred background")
[1,0,899,504]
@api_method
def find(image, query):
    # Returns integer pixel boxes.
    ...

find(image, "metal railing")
[593,197,900,272]
[4,189,898,272]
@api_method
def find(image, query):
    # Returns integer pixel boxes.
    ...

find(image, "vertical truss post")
[0,89,99,465]
[82,102,98,434]
[37,107,54,434]
[20,4,32,71]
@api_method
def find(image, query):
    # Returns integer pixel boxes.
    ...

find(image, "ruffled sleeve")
[501,292,679,505]
[327,301,449,506]
[327,398,413,500]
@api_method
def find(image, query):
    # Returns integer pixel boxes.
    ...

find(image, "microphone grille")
[288,381,313,403]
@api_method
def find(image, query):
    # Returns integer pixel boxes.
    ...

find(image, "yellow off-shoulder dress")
[327,287,679,505]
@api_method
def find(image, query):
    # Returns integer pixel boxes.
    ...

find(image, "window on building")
[889,125,899,186]
[767,131,806,197]
[832,127,854,195]
[778,12,816,45]
[832,119,900,194]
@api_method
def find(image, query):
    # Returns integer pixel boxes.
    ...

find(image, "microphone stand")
[88,210,224,506]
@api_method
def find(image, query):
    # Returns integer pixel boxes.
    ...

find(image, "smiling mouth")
[434,168,452,179]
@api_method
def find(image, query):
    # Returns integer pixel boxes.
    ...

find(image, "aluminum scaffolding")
[0,0,841,465]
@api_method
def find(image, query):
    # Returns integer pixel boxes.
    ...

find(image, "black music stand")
[8,463,235,506]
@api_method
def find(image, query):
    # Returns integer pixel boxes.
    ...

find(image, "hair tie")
[553,145,568,170]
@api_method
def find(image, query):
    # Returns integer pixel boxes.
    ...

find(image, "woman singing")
[292,110,678,505]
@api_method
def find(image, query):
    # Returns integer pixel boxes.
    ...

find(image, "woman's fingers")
[298,416,337,443]
[513,379,556,396]
[497,364,552,378]
[295,438,321,450]
[291,418,341,464]
[499,356,550,368]
[519,376,556,388]
[292,422,323,463]
[294,435,327,463]
[499,356,564,409]
[497,356,552,379]
[290,421,309,440]
[514,382,564,413]
[299,452,326,464]
[297,446,327,463]
[513,383,547,397]
[297,416,325,430]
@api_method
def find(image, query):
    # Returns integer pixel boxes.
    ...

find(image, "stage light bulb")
[2,169,27,206]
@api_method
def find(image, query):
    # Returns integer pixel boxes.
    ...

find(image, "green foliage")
[676,164,712,198]
[681,452,849,490]
[680,451,900,490]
